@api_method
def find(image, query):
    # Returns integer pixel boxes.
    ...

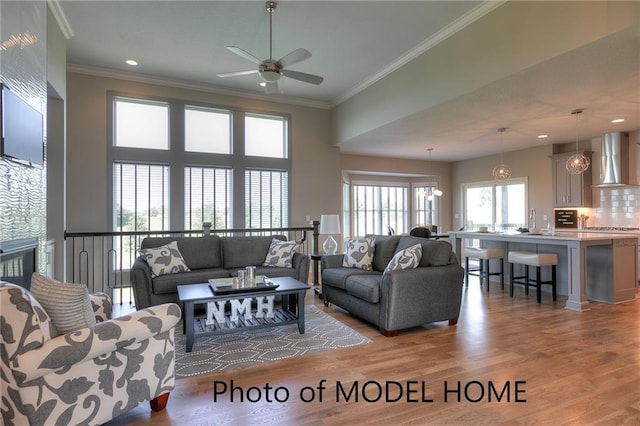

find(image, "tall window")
[342,180,351,239]
[109,94,291,233]
[184,166,232,229]
[245,170,289,228]
[113,163,169,232]
[245,114,287,158]
[114,98,169,150]
[184,106,232,154]
[413,184,439,227]
[463,178,527,231]
[352,184,407,236]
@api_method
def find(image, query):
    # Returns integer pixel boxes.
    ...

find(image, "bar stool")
[464,247,505,291]
[508,251,558,303]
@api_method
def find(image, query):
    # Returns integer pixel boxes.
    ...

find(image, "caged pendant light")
[426,148,443,200]
[492,127,512,180]
[566,109,590,174]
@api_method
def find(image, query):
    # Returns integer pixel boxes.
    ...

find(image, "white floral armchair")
[0,281,182,425]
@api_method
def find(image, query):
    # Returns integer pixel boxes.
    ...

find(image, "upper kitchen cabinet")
[552,152,592,207]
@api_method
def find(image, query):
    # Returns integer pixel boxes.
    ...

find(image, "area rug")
[174,305,371,378]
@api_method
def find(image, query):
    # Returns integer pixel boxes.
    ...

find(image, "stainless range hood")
[592,132,636,188]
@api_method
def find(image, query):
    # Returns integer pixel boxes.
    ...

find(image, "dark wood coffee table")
[177,276,310,352]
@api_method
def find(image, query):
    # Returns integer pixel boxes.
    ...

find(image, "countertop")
[449,230,638,241]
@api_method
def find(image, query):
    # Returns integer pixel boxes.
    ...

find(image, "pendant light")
[492,127,511,180]
[566,109,590,174]
[426,148,443,200]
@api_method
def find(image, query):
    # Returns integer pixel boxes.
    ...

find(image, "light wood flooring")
[106,278,640,425]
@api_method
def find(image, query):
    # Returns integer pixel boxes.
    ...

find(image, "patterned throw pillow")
[342,236,376,270]
[263,238,300,268]
[139,241,190,277]
[384,243,422,274]
[30,272,96,334]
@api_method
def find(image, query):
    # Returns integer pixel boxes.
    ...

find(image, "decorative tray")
[208,276,279,295]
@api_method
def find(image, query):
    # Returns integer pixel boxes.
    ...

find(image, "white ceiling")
[57,0,640,162]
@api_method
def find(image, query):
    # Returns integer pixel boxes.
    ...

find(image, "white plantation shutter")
[113,163,169,232]
[184,166,233,229]
[245,170,289,228]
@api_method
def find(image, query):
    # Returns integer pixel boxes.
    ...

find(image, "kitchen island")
[448,231,637,311]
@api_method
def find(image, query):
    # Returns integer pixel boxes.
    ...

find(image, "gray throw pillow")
[263,238,300,268]
[139,241,190,277]
[342,236,375,270]
[384,243,422,274]
[30,272,96,334]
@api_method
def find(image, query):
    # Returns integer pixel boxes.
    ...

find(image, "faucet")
[530,208,536,229]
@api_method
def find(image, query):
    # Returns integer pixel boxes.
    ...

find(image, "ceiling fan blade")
[277,48,312,68]
[226,46,263,65]
[216,70,259,78]
[281,69,324,85]
[264,82,279,95]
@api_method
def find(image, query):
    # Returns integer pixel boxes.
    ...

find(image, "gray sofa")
[321,235,464,336]
[131,235,309,309]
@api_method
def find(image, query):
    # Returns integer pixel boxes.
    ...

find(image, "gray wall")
[65,72,339,232]
[452,144,554,229]
[47,6,68,280]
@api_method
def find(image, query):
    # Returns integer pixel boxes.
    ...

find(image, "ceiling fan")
[216,1,324,94]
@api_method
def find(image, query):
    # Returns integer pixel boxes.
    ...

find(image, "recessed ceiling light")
[125,59,138,66]
[537,134,548,139]
[611,118,625,123]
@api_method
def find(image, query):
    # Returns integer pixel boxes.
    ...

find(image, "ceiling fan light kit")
[216,1,324,94]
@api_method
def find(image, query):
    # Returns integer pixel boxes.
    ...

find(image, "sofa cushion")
[152,268,230,295]
[141,236,222,270]
[344,274,382,304]
[384,243,422,273]
[342,236,375,270]
[222,235,285,269]
[263,238,300,268]
[140,241,191,277]
[30,273,96,334]
[370,235,401,272]
[396,236,453,267]
[322,267,380,290]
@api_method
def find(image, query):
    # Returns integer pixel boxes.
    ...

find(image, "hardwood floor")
[106,279,640,425]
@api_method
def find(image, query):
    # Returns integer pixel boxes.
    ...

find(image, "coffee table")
[177,276,310,352]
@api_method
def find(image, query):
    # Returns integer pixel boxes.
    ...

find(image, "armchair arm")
[292,252,310,283]
[320,254,344,269]
[131,255,154,309]
[12,303,182,381]
[379,264,464,332]
[90,292,113,322]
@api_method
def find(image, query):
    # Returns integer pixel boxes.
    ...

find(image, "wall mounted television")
[0,83,44,167]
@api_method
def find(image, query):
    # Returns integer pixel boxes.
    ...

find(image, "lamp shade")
[319,214,340,234]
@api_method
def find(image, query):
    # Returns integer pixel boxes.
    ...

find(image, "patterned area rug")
[174,305,371,378]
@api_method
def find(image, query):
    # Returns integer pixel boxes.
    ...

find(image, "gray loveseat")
[131,235,309,309]
[321,235,464,336]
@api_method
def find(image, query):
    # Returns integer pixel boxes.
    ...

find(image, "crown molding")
[332,0,506,107]
[47,0,74,39]
[67,64,332,110]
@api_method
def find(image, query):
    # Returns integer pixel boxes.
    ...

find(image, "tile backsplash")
[590,187,640,228]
